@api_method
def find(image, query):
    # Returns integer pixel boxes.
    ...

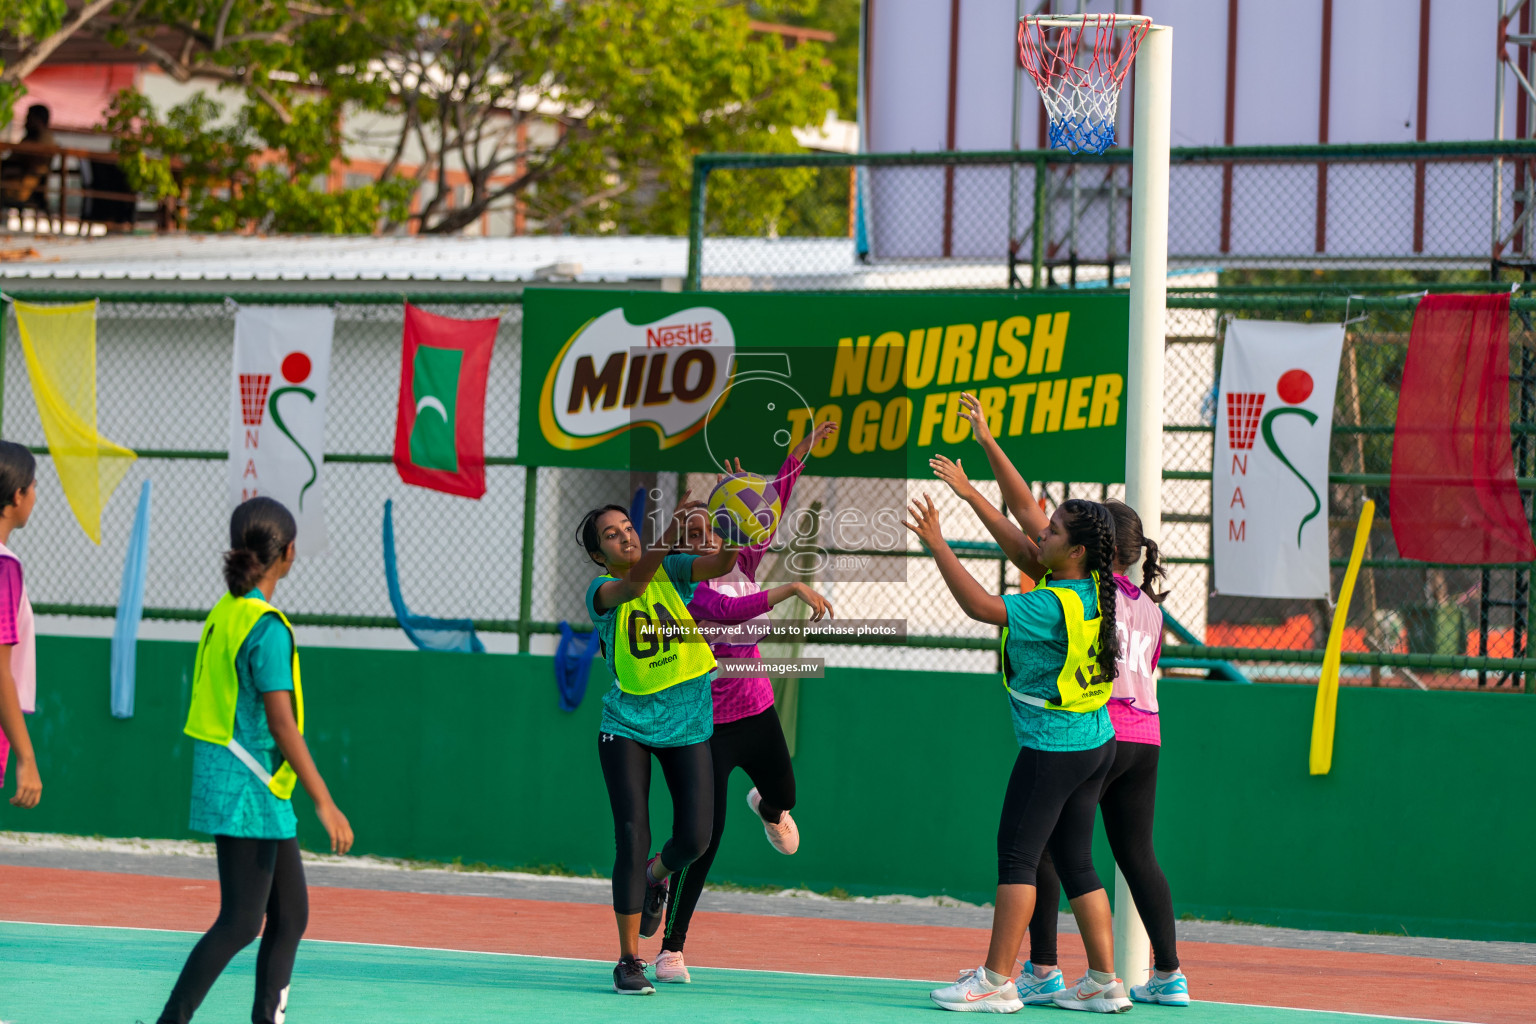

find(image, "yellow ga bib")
[1001,573,1111,714]
[185,593,304,799]
[603,570,717,695]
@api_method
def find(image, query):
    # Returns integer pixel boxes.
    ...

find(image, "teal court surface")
[0,922,1489,1024]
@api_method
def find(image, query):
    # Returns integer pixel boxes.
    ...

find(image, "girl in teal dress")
[157,497,353,1024]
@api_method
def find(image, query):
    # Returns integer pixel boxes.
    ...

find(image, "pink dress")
[0,541,37,783]
[687,454,805,725]
[1107,573,1163,746]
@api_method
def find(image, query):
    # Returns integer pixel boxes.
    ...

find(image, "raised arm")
[691,538,741,582]
[929,454,1046,581]
[960,392,1049,540]
[593,491,696,612]
[790,419,838,465]
[903,494,1008,627]
[691,582,832,625]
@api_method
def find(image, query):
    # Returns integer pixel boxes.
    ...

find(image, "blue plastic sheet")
[383,500,485,654]
[554,620,600,712]
[110,479,152,719]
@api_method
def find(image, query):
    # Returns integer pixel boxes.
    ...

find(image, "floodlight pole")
[1118,21,1172,992]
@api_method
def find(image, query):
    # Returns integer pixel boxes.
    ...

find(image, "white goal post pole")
[1118,21,1172,991]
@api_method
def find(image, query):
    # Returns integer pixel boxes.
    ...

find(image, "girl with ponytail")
[930,394,1190,1008]
[159,497,353,1024]
[908,490,1125,1015]
[575,487,740,995]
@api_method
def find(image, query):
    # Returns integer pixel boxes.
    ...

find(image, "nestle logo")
[646,322,713,348]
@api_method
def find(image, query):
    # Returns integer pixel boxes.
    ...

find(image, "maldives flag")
[393,303,500,499]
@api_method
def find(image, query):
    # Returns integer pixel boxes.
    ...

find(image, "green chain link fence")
[5,288,1536,690]
[686,141,1536,291]
[2,144,1535,690]
[6,288,1536,688]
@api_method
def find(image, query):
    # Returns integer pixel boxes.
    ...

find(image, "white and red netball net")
[1018,14,1149,155]
[239,374,272,427]
[1226,393,1265,451]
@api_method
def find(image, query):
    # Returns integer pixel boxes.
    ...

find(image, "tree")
[1,0,116,129]
[102,0,834,235]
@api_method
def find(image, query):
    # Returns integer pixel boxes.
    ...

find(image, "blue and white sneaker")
[1014,961,1064,1005]
[1130,970,1191,1006]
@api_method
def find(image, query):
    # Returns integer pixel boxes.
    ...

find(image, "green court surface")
[0,922,1456,1024]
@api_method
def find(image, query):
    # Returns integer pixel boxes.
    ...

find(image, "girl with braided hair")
[931,392,1190,1007]
[908,492,1126,1014]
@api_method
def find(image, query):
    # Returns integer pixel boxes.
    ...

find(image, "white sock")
[1155,969,1180,980]
[982,966,1012,987]
[1033,963,1058,979]
[1087,968,1117,986]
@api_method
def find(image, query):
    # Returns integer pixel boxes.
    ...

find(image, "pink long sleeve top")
[687,453,806,724]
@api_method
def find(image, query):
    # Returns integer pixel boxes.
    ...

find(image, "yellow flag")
[1310,500,1375,776]
[12,300,136,544]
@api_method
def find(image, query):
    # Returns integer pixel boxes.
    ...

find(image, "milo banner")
[520,290,1129,480]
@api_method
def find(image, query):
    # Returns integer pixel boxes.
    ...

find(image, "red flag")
[1389,292,1535,564]
[393,303,499,499]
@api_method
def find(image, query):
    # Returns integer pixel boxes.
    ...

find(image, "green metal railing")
[686,140,1536,290]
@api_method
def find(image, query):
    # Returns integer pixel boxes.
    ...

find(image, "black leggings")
[662,707,796,952]
[158,836,308,1024]
[598,733,714,915]
[1028,740,1179,972]
[997,740,1115,894]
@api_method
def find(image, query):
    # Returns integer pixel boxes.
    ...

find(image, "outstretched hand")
[793,419,839,461]
[903,494,946,550]
[929,454,976,502]
[666,488,702,544]
[794,583,835,622]
[959,393,994,445]
[670,487,696,520]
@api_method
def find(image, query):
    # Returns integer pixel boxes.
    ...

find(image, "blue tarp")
[382,500,485,654]
[110,479,152,719]
[554,621,600,712]
[628,485,646,539]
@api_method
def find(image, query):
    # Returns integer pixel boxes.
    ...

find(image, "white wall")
[862,0,1508,262]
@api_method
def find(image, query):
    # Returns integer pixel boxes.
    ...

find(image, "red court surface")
[4,865,1527,1023]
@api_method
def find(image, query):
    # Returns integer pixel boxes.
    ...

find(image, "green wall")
[10,636,1535,942]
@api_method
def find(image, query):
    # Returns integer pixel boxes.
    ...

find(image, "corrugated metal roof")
[0,233,1222,291]
[0,234,691,283]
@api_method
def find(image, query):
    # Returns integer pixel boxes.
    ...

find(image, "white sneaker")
[930,966,1024,1013]
[1014,961,1064,1004]
[654,949,691,984]
[746,787,799,855]
[1131,969,1190,1006]
[1052,974,1132,1013]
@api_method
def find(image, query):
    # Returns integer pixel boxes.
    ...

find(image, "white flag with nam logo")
[1213,319,1344,599]
[227,306,334,555]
